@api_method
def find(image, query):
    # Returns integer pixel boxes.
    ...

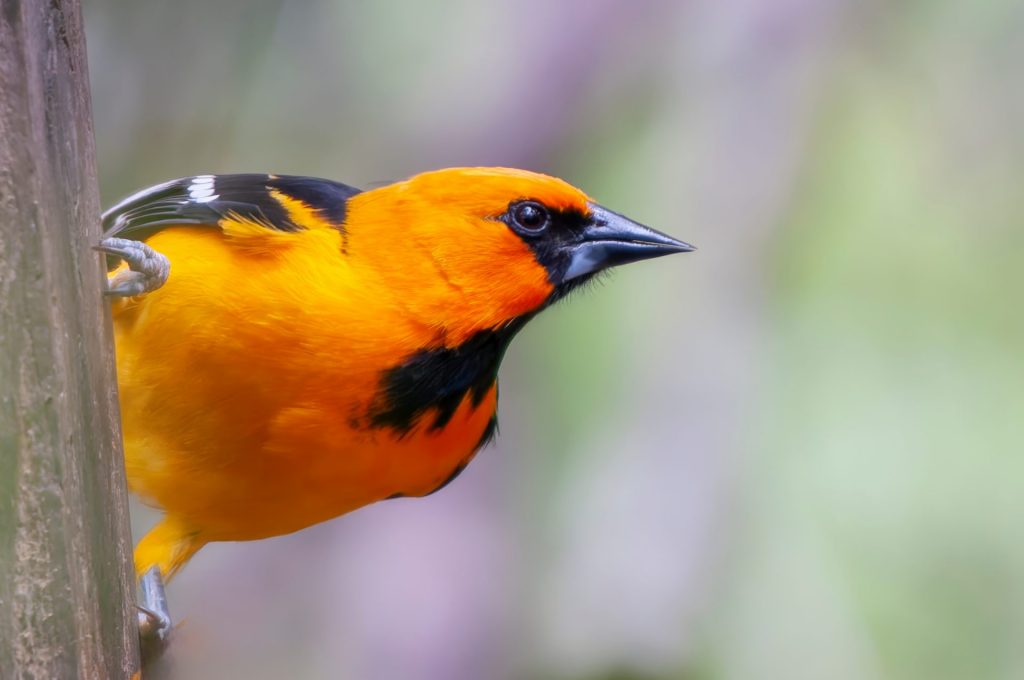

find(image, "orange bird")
[99,167,692,645]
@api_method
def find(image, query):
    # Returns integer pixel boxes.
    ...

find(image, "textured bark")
[0,0,140,677]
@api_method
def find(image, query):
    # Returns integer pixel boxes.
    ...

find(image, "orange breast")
[114,225,498,542]
[123,384,497,542]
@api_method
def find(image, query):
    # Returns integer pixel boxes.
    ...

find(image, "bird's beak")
[562,203,695,282]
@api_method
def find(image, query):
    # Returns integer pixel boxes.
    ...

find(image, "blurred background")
[83,1,1024,678]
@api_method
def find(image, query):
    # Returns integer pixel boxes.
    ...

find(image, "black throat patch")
[368,318,529,435]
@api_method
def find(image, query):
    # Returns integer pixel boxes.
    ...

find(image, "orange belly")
[119,377,496,541]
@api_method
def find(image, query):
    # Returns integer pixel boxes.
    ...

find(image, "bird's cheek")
[424,240,550,343]
[478,241,553,310]
[503,259,553,311]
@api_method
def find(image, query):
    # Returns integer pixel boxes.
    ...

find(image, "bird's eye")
[509,201,550,235]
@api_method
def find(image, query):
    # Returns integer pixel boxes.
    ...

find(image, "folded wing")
[102,174,363,242]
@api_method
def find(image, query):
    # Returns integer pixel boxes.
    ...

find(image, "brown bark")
[0,0,140,677]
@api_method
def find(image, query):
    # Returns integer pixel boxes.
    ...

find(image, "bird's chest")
[337,326,510,499]
[116,254,511,537]
[356,385,499,500]
[174,378,501,540]
[246,383,498,537]
[258,339,505,532]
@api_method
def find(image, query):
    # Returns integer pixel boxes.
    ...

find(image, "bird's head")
[346,167,693,345]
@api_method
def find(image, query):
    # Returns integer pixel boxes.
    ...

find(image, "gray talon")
[137,604,170,640]
[138,566,172,665]
[97,237,170,297]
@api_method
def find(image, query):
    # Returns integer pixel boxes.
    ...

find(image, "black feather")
[102,174,362,243]
[368,317,528,436]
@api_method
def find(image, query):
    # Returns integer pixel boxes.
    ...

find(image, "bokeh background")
[83,1,1024,678]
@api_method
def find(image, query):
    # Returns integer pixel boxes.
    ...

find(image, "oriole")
[100,167,691,643]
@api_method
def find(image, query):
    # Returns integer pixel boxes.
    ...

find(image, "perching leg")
[137,566,172,665]
[96,237,170,297]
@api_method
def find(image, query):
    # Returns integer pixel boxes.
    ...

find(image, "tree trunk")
[0,0,140,677]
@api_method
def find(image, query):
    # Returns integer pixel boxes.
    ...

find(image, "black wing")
[102,174,363,241]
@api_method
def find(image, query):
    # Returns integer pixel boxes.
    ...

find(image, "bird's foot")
[95,237,170,297]
[137,566,172,666]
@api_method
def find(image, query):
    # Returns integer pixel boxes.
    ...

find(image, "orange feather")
[107,166,687,580]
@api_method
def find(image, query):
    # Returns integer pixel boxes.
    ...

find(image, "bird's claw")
[137,603,171,641]
[137,566,173,665]
[96,237,170,297]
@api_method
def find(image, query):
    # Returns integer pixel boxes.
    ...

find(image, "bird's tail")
[134,516,204,582]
